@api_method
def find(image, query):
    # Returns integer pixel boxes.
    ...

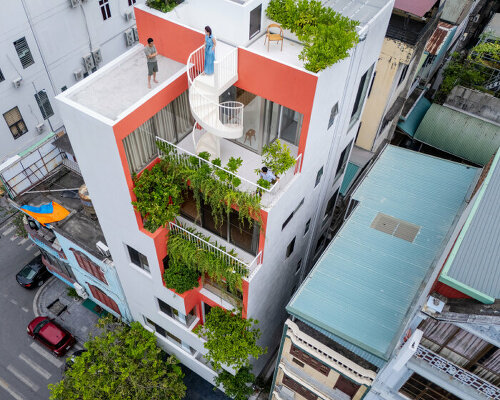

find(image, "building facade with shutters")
[15,165,131,321]
[54,0,393,386]
[0,0,145,163]
[270,145,484,400]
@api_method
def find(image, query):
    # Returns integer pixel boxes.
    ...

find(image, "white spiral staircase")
[187,44,243,158]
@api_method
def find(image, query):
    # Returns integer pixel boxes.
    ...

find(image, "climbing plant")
[165,227,247,294]
[195,307,266,371]
[132,140,262,234]
[266,0,359,72]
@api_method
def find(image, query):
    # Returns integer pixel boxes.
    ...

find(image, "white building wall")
[0,0,144,162]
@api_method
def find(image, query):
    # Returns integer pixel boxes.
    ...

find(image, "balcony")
[160,134,302,209]
[414,345,500,400]
[169,221,262,278]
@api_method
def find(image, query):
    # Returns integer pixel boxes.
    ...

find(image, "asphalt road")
[0,214,69,400]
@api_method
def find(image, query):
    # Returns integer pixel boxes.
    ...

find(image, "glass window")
[398,64,409,86]
[328,103,338,130]
[350,64,375,126]
[158,299,179,318]
[3,107,28,139]
[35,90,54,120]
[99,0,111,20]
[324,190,339,220]
[229,211,259,255]
[282,212,293,231]
[13,37,34,69]
[249,5,262,39]
[286,237,296,258]
[335,141,352,180]
[304,219,311,235]
[315,167,324,187]
[144,317,166,337]
[127,245,149,272]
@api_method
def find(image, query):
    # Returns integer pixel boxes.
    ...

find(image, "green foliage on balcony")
[215,367,255,400]
[262,139,296,176]
[266,0,359,72]
[195,307,266,372]
[132,141,262,233]
[164,227,247,294]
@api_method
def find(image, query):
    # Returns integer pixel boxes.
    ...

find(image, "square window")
[304,219,311,235]
[127,245,149,272]
[286,237,296,258]
[327,103,338,130]
[3,106,28,139]
[315,167,324,187]
[295,259,302,274]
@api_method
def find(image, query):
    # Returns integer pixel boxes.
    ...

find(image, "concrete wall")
[0,0,144,162]
[445,85,500,124]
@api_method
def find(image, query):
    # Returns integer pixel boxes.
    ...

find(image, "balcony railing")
[168,221,262,277]
[156,135,302,208]
[415,345,500,400]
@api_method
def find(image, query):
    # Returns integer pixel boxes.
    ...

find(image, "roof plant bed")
[266,0,359,72]
[132,140,262,233]
[146,0,183,13]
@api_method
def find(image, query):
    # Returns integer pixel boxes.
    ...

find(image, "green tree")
[195,307,266,372]
[49,316,186,400]
[215,367,255,400]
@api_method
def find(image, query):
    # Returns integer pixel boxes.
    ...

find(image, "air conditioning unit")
[69,0,80,7]
[73,282,89,299]
[96,241,111,258]
[36,123,45,134]
[125,29,135,46]
[132,26,139,42]
[92,48,102,65]
[124,10,134,21]
[82,53,95,71]
[73,68,84,81]
[12,77,22,88]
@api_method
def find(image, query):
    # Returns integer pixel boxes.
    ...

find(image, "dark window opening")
[286,237,296,258]
[335,141,352,179]
[315,166,324,187]
[99,0,111,20]
[398,64,409,86]
[350,64,374,125]
[328,103,339,129]
[127,245,149,272]
[334,375,360,397]
[249,4,262,39]
[304,219,311,235]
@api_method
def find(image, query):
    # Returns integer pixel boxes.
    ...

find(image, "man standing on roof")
[144,38,159,88]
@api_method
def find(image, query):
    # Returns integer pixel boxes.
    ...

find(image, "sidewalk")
[35,277,101,344]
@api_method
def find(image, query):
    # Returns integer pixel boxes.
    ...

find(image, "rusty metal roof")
[425,22,454,55]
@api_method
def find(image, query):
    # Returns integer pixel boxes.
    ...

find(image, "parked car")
[27,316,76,356]
[64,349,87,371]
[16,255,51,288]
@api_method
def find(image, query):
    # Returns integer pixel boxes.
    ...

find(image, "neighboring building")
[372,150,500,400]
[0,0,144,163]
[55,0,393,385]
[15,164,131,321]
[354,0,441,158]
[270,145,479,400]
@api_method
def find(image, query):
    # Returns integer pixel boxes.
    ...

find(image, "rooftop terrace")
[287,145,478,360]
[17,166,106,258]
[65,46,185,121]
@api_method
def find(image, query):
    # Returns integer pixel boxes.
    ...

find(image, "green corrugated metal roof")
[414,104,500,166]
[18,132,56,157]
[287,145,478,360]
[398,96,431,137]
[340,162,360,196]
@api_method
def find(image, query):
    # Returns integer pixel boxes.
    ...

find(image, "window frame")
[35,90,54,120]
[127,245,150,272]
[334,140,353,181]
[99,0,112,21]
[349,64,375,128]
[315,166,324,187]
[286,237,296,258]
[13,37,34,69]
[249,4,262,40]
[3,106,28,139]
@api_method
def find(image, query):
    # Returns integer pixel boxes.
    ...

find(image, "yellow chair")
[264,23,284,52]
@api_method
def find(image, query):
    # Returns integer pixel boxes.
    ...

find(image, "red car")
[27,316,76,356]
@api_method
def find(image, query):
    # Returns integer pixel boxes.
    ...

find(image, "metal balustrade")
[415,345,500,400]
[168,221,262,277]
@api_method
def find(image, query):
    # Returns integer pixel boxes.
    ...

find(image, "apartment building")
[270,145,480,400]
[0,0,144,162]
[14,163,132,321]
[55,0,393,385]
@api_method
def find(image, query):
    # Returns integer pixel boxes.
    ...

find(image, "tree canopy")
[49,316,186,400]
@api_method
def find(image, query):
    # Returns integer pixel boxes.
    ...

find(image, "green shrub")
[164,258,200,294]
[266,0,359,72]
[146,0,179,13]
[261,139,296,176]
[214,367,255,400]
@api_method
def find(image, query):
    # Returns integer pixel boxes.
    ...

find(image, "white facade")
[56,0,393,386]
[0,0,144,162]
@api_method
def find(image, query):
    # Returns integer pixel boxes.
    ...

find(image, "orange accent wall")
[135,8,204,65]
[236,48,317,164]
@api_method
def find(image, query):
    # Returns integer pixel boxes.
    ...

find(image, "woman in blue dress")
[204,26,216,75]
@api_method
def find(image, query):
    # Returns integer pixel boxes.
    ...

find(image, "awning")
[398,96,432,137]
[340,162,360,196]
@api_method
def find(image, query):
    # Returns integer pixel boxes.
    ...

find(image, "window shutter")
[70,249,107,284]
[35,90,54,120]
[88,284,120,315]
[14,37,34,68]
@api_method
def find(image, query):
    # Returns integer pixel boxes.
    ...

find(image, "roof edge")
[286,306,389,361]
[439,150,500,303]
